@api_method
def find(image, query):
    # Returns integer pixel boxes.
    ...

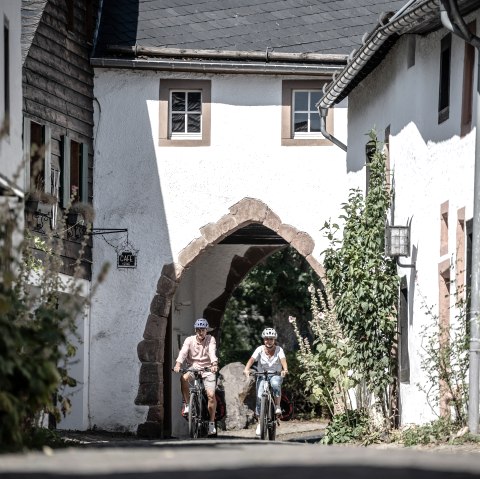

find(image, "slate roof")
[94,0,407,58]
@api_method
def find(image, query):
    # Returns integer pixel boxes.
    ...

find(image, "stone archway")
[135,197,325,438]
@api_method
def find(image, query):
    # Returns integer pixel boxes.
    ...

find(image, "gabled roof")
[319,0,480,108]
[21,0,48,64]
[93,0,406,71]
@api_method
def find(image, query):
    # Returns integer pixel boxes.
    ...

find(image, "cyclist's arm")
[243,356,255,376]
[280,357,288,377]
[174,336,192,372]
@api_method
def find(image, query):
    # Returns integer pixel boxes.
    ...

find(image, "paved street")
[1,435,480,478]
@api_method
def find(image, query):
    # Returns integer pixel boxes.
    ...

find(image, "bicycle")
[177,367,216,439]
[252,371,281,441]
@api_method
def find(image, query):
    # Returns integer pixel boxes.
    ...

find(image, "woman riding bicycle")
[243,327,288,437]
[174,318,219,435]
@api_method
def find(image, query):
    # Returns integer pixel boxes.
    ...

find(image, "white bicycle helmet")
[261,327,277,339]
[194,318,209,329]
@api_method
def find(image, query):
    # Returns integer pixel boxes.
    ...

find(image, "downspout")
[318,106,347,151]
[316,0,439,153]
[441,0,480,435]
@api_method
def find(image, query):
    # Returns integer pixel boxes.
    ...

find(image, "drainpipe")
[440,0,480,435]
[318,106,347,152]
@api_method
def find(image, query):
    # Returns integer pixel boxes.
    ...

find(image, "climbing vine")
[322,130,399,424]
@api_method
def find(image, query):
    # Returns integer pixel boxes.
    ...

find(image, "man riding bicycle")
[174,318,219,435]
[243,327,288,437]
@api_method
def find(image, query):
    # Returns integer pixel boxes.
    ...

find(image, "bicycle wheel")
[188,393,201,439]
[259,395,268,440]
[267,399,276,441]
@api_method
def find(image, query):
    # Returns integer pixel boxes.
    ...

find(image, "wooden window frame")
[61,135,88,207]
[438,33,452,124]
[159,79,211,147]
[23,118,51,194]
[461,22,476,136]
[282,80,333,146]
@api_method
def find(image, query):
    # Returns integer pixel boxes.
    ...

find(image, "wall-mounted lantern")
[385,218,415,268]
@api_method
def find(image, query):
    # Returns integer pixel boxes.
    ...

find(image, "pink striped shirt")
[176,334,218,369]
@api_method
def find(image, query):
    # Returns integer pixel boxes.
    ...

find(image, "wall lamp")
[385,218,416,268]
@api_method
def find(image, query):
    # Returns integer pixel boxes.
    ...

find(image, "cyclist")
[174,318,219,435]
[243,327,288,436]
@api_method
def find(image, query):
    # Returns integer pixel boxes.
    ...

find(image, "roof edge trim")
[318,0,440,108]
[104,45,349,65]
[90,57,344,76]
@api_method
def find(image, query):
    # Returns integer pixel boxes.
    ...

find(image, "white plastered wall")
[90,69,353,432]
[346,11,478,425]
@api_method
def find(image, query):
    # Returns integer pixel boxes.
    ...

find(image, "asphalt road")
[1,438,480,479]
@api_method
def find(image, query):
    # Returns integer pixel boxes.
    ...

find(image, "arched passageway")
[135,198,325,438]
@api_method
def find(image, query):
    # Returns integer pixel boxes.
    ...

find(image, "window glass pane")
[172,92,185,111]
[310,114,320,132]
[294,113,308,132]
[310,91,321,110]
[187,114,201,133]
[70,140,81,201]
[30,122,45,191]
[188,92,201,112]
[294,91,308,111]
[172,114,185,132]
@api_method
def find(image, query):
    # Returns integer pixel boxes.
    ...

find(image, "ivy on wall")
[322,130,399,422]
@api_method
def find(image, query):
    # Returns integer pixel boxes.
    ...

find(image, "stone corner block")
[305,254,326,281]
[144,314,168,340]
[200,214,238,244]
[150,294,172,318]
[178,236,208,268]
[278,223,299,243]
[228,197,268,226]
[161,262,184,282]
[291,231,315,257]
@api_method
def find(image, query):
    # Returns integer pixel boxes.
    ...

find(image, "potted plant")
[25,190,57,215]
[66,202,94,227]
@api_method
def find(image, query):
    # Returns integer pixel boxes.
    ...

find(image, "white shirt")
[251,345,285,373]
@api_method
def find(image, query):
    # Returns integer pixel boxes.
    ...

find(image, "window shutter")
[43,125,51,194]
[80,143,88,203]
[23,118,31,192]
[61,135,71,208]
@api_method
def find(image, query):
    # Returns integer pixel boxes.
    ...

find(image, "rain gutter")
[90,56,344,76]
[317,0,441,109]
[91,46,348,76]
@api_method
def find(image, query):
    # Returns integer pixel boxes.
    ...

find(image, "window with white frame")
[24,118,51,194]
[281,81,331,146]
[159,79,211,147]
[170,90,202,139]
[292,90,322,138]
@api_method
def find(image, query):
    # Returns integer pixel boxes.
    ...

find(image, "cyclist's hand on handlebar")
[173,363,181,373]
[243,369,251,377]
[281,370,288,378]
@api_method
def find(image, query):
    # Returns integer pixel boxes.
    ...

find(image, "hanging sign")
[117,250,137,268]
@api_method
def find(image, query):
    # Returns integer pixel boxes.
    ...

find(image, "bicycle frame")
[180,367,212,439]
[254,371,280,441]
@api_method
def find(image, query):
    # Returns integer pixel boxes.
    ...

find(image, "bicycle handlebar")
[250,371,281,377]
[172,367,212,374]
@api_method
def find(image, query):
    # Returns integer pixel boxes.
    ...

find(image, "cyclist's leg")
[203,373,217,422]
[181,372,192,407]
[270,375,283,413]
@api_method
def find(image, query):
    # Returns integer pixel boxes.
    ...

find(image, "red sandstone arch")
[135,197,325,437]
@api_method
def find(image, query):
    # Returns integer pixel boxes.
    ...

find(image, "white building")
[88,1,404,437]
[319,0,479,426]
